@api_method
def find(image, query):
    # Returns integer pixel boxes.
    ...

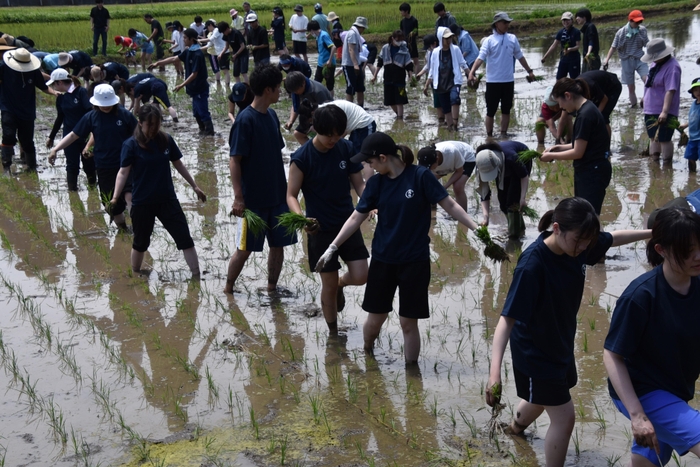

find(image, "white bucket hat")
[90,83,120,107]
[46,68,69,85]
[5,48,40,72]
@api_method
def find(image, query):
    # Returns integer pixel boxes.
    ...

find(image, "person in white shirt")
[417,141,475,211]
[189,15,205,37]
[289,4,309,63]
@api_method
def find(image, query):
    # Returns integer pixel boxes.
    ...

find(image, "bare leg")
[293,130,309,146]
[345,93,354,103]
[400,317,420,363]
[167,106,178,121]
[267,246,284,291]
[225,248,252,293]
[131,249,145,272]
[390,104,398,117]
[320,271,339,333]
[660,141,674,161]
[363,312,388,353]
[650,141,661,161]
[223,69,231,89]
[357,92,364,108]
[242,73,248,84]
[452,174,469,212]
[485,115,495,136]
[302,53,308,63]
[543,401,575,466]
[536,117,546,143]
[396,104,404,119]
[436,107,445,124]
[500,114,511,136]
[628,83,637,107]
[451,103,459,127]
[182,246,200,275]
[339,259,368,287]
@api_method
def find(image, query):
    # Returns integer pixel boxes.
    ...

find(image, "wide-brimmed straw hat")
[353,16,368,29]
[58,52,72,66]
[327,12,340,21]
[641,38,674,63]
[90,84,120,107]
[5,48,40,72]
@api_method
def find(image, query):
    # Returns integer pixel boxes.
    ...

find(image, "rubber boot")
[203,119,215,136]
[23,149,37,172]
[66,172,79,191]
[195,117,205,135]
[82,155,97,187]
[1,145,13,171]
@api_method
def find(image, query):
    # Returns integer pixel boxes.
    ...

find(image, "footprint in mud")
[289,302,321,317]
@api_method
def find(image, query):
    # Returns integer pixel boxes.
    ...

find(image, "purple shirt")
[643,57,681,116]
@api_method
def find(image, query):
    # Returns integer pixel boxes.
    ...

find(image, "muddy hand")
[304,218,320,235]
[315,244,338,272]
[631,414,660,455]
[485,380,502,407]
[230,197,245,217]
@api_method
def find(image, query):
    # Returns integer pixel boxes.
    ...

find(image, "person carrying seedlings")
[190,15,205,38]
[90,0,111,57]
[201,19,225,86]
[575,8,600,72]
[218,21,248,85]
[542,77,611,215]
[315,132,480,363]
[578,70,623,136]
[283,71,332,145]
[433,2,456,31]
[307,20,336,96]
[225,63,298,295]
[150,28,214,136]
[50,84,138,231]
[341,17,368,107]
[124,75,178,122]
[641,38,681,163]
[114,35,137,67]
[603,10,649,108]
[473,141,531,238]
[228,81,254,123]
[287,104,369,333]
[143,14,165,70]
[162,21,184,77]
[399,3,419,71]
[540,12,581,80]
[605,207,700,467]
[0,48,57,173]
[246,14,271,67]
[417,141,475,212]
[277,53,312,78]
[127,28,153,70]
[418,34,444,123]
[111,104,206,276]
[289,4,309,63]
[58,50,93,82]
[487,196,651,467]
[449,24,478,71]
[535,85,572,145]
[468,12,537,137]
[425,27,467,131]
[45,69,95,191]
[270,7,288,55]
[373,30,413,120]
[682,78,700,172]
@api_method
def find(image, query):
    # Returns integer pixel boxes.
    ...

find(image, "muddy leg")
[225,249,252,293]
[182,246,200,275]
[543,401,575,466]
[267,246,284,291]
[400,316,420,363]
[320,271,339,333]
[363,312,388,353]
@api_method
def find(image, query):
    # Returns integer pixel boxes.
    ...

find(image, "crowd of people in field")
[0,1,700,465]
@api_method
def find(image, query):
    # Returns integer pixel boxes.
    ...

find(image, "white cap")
[246,13,258,22]
[46,68,69,86]
[89,83,120,107]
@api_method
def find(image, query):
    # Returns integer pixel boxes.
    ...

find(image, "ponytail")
[538,197,600,242]
[134,104,168,151]
[551,77,590,100]
[396,144,414,165]
[646,207,700,267]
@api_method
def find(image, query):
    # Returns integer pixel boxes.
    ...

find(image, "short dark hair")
[249,63,283,96]
[307,20,320,31]
[433,2,445,13]
[279,53,292,62]
[399,2,411,13]
[96,0,104,3]
[183,28,198,40]
[128,28,137,37]
[217,21,231,33]
[575,8,592,22]
[647,207,700,267]
[144,13,153,19]
[284,71,306,93]
[313,104,347,136]
[205,19,216,28]
[194,15,203,23]
[298,99,317,118]
[449,24,461,36]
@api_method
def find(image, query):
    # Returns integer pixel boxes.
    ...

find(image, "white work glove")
[315,244,338,272]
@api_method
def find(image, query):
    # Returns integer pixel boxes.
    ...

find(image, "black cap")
[417,145,438,167]
[165,21,174,29]
[423,34,437,50]
[350,132,398,163]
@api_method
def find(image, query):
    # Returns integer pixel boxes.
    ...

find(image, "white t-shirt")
[190,22,205,36]
[433,141,475,176]
[477,31,524,83]
[171,30,183,53]
[289,14,309,42]
[208,28,227,55]
[319,100,374,133]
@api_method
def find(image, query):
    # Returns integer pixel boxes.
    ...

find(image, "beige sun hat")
[5,48,41,72]
[327,12,339,21]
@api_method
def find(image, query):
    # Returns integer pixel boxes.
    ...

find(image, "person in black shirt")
[245,14,270,66]
[575,8,600,72]
[0,48,57,172]
[399,3,419,71]
[90,0,111,57]
[144,14,165,69]
[218,21,248,85]
[578,70,622,135]
[277,53,312,78]
[58,50,93,82]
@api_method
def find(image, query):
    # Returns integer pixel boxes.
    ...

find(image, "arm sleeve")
[71,112,92,139]
[168,136,183,162]
[49,97,64,141]
[512,36,524,60]
[501,257,540,324]
[604,289,650,358]
[120,139,135,167]
[355,175,378,212]
[421,168,449,204]
[584,231,613,265]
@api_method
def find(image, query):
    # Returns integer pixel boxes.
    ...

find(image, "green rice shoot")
[520,206,539,221]
[276,212,317,237]
[242,209,268,237]
[517,150,543,165]
[526,75,545,83]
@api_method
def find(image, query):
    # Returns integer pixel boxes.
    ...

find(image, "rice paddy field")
[0,4,699,467]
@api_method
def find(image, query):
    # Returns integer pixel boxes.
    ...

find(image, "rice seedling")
[276,211,318,237]
[534,120,547,132]
[517,149,543,165]
[486,382,505,439]
[509,204,539,221]
[526,75,545,83]
[474,226,510,262]
[233,209,268,237]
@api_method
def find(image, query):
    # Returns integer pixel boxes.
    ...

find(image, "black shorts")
[150,81,172,109]
[219,53,231,71]
[343,65,365,95]
[131,199,194,253]
[295,113,313,134]
[362,258,430,319]
[514,363,577,407]
[463,160,476,177]
[645,114,676,143]
[274,38,287,51]
[233,51,249,77]
[383,83,408,106]
[485,81,515,117]
[314,64,335,92]
[407,39,419,59]
[308,229,369,272]
[366,43,377,65]
[574,158,612,215]
[96,166,131,217]
[293,41,307,55]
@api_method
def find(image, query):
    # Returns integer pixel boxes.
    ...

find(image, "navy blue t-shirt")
[502,231,613,379]
[121,134,182,206]
[555,27,581,57]
[177,46,209,96]
[127,72,156,84]
[67,50,93,75]
[605,266,700,402]
[356,164,448,264]
[72,107,138,169]
[133,77,166,102]
[229,106,286,209]
[53,86,93,137]
[572,100,610,170]
[0,62,48,120]
[290,138,363,232]
[103,61,129,81]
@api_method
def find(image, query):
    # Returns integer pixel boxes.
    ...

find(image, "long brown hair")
[647,207,700,267]
[134,104,168,151]
[551,77,590,100]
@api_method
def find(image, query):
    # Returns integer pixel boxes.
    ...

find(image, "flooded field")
[1,12,700,467]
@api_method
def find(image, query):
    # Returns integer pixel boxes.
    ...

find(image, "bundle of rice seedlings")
[510,204,539,221]
[647,115,681,131]
[526,75,545,83]
[534,121,547,132]
[409,75,418,88]
[475,226,510,262]
[486,382,505,439]
[276,211,318,237]
[517,149,542,164]
[230,209,268,237]
[467,72,484,90]
[679,132,689,147]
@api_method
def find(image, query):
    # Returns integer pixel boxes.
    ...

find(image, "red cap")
[628,10,644,22]
[114,36,123,44]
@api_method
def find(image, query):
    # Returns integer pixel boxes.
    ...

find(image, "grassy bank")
[0,0,696,52]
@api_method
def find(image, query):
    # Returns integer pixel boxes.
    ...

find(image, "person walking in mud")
[225,63,297,295]
[90,0,110,57]
[603,10,649,108]
[314,132,479,364]
[575,8,600,72]
[468,12,537,137]
[287,104,369,333]
[425,27,467,130]
[487,197,651,467]
[540,12,580,80]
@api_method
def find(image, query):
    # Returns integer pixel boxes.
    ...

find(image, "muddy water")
[1,12,700,467]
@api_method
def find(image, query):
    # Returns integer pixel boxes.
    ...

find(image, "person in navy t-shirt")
[150,28,212,134]
[111,104,206,276]
[287,104,369,333]
[125,75,179,122]
[225,63,297,295]
[605,207,700,467]
[540,12,581,79]
[315,132,479,363]
[486,197,651,467]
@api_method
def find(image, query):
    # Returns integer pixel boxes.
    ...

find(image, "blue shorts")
[684,139,700,161]
[613,390,700,466]
[348,121,376,154]
[620,56,648,85]
[140,43,154,54]
[236,203,298,252]
[437,85,461,114]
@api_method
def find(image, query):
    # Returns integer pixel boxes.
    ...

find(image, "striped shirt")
[611,25,648,60]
